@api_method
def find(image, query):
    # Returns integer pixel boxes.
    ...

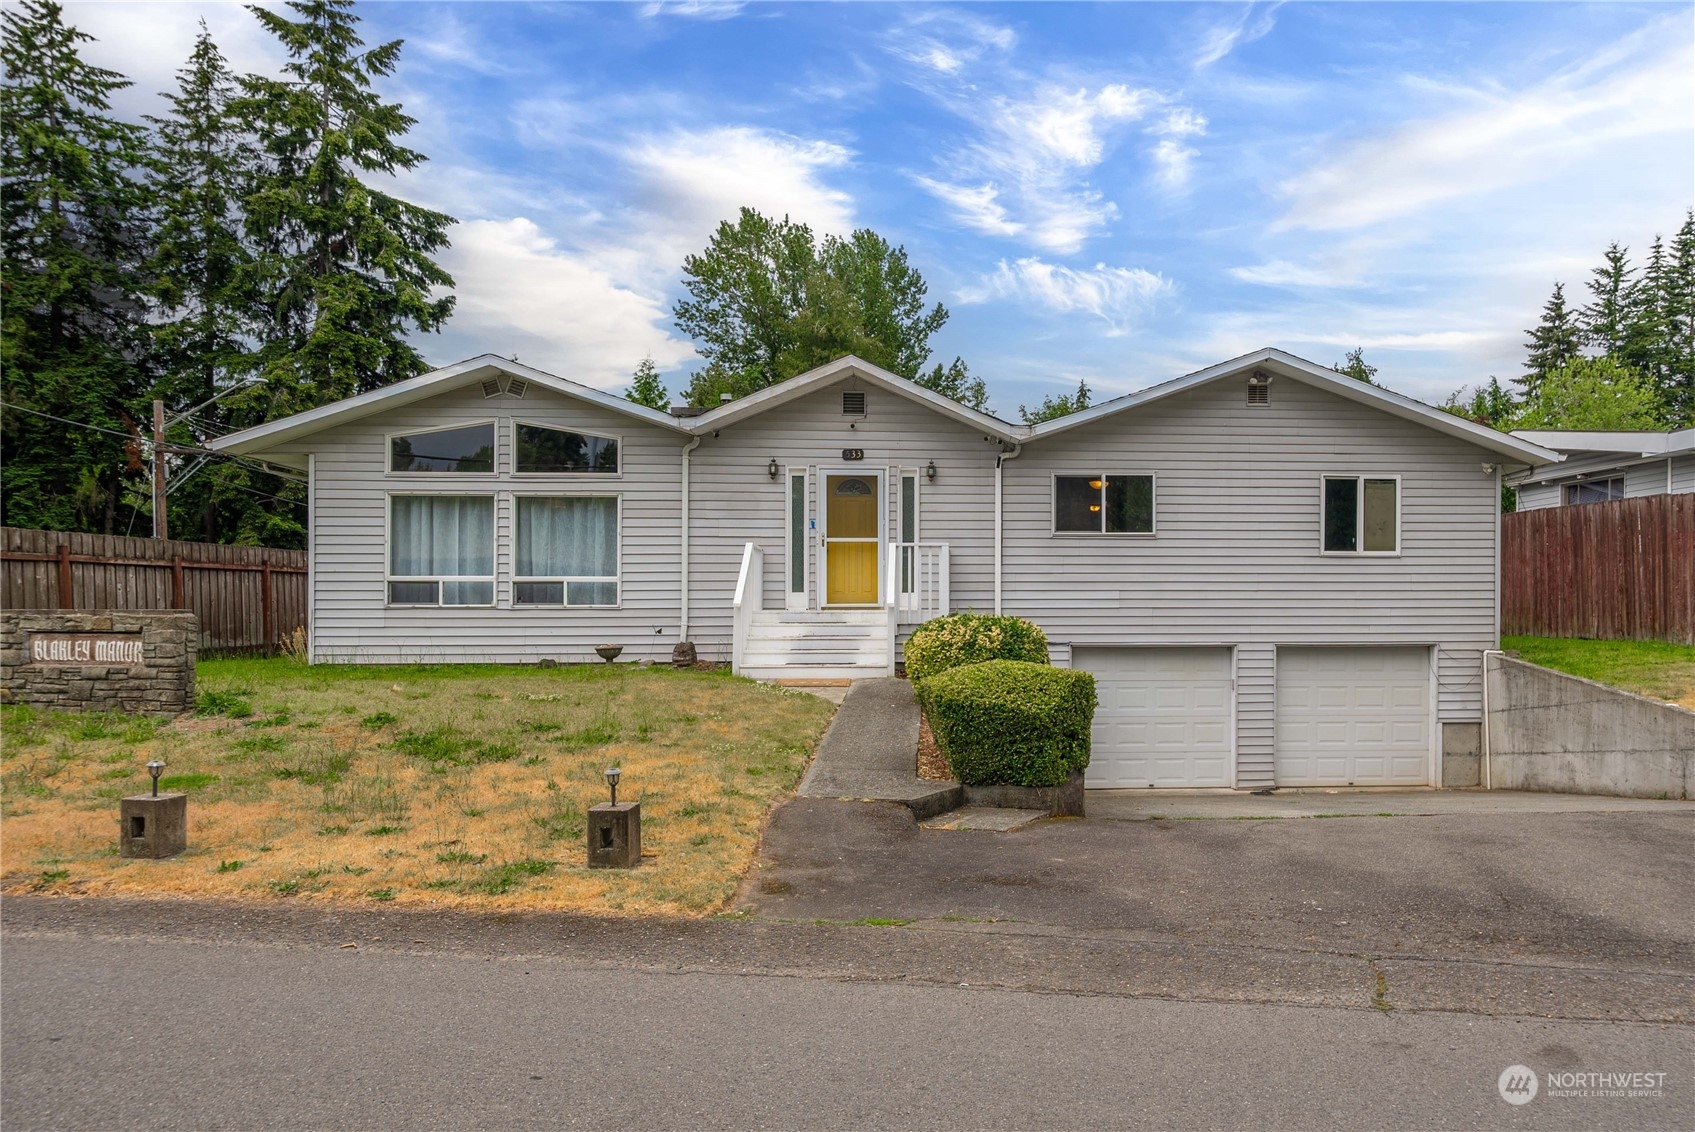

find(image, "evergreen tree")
[1625,234,1672,392]
[0,0,155,533]
[1438,376,1515,428]
[1520,282,1581,395]
[147,24,261,542]
[237,0,456,415]
[1663,211,1695,426]
[673,206,979,408]
[1334,346,1376,384]
[1579,242,1633,357]
[625,356,669,410]
[1020,378,1091,425]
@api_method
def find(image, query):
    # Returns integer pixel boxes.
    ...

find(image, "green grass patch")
[196,689,254,718]
[471,858,555,895]
[159,773,218,792]
[392,726,519,767]
[1503,636,1695,705]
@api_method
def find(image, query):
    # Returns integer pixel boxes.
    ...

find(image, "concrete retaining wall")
[1486,654,1695,799]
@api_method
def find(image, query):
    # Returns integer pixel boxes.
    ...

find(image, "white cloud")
[1228,259,1360,288]
[434,219,695,386]
[916,83,1164,253]
[1150,139,1198,191]
[1194,3,1283,69]
[640,1,746,20]
[63,1,287,119]
[887,11,1016,74]
[1276,16,1695,232]
[958,258,1172,336]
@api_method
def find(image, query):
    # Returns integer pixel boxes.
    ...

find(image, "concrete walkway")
[1086,787,1695,820]
[795,678,962,819]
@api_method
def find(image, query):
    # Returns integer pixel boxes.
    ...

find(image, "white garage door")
[1075,647,1233,788]
[1275,647,1431,786]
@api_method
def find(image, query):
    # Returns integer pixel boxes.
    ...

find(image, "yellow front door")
[825,475,879,605]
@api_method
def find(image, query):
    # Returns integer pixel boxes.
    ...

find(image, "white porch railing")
[893,541,950,625]
[731,541,762,675]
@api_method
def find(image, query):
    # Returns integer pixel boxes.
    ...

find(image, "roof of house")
[1025,348,1561,466]
[208,346,1561,467]
[1510,427,1695,460]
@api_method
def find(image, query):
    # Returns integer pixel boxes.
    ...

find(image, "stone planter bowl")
[595,644,623,664]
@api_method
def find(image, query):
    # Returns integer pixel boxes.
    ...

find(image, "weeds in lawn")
[196,689,253,718]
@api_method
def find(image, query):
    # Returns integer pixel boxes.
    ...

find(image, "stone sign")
[28,633,145,666]
[1,610,196,717]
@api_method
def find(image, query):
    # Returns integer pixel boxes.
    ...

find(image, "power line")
[2,400,305,483]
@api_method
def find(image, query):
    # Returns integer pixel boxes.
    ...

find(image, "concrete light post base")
[120,793,188,858]
[587,801,642,868]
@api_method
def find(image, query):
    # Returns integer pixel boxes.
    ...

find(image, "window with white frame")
[514,496,620,606]
[390,423,494,473]
[388,495,495,605]
[1322,476,1399,553]
[1054,474,1154,533]
[1563,477,1624,505]
[514,423,618,474]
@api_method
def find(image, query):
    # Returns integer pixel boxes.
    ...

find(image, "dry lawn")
[1,659,834,915]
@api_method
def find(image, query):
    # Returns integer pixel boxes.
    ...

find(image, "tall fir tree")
[237,0,456,416]
[1579,242,1634,358]
[625,356,669,410]
[147,24,261,543]
[1519,282,1581,395]
[0,0,155,533]
[1663,211,1695,426]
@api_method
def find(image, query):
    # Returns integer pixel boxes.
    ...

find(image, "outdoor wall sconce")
[588,767,641,868]
[767,458,780,479]
[925,460,938,482]
[121,758,187,860]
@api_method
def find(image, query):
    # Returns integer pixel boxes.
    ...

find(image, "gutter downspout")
[994,443,1022,615]
[679,435,701,642]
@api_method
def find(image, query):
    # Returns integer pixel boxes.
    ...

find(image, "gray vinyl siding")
[1515,481,1559,510]
[686,378,1004,660]
[277,383,690,664]
[1675,455,1695,493]
[1002,377,1498,723]
[1626,460,1673,497]
[1233,644,1276,788]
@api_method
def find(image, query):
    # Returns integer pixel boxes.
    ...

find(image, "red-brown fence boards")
[1502,494,1695,646]
[0,527,306,655]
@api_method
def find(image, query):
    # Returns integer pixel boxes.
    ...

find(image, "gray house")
[1507,428,1695,509]
[210,347,1559,791]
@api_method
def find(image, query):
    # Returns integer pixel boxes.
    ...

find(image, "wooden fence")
[1502,493,1695,645]
[1,527,306,655]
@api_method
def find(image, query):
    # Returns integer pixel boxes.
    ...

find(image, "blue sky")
[75,1,1694,415]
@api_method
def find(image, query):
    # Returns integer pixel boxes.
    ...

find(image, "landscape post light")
[147,760,166,797]
[605,766,621,807]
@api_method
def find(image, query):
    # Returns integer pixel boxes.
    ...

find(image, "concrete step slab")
[921,807,1048,832]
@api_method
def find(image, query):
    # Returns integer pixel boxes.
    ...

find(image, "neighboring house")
[209,347,1559,792]
[1507,428,1695,509]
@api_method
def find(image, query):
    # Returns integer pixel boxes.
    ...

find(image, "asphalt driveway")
[746,795,1695,972]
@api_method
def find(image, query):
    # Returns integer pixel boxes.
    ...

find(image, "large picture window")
[390,423,494,473]
[515,423,619,474]
[1054,474,1155,534]
[388,495,495,605]
[1322,476,1399,553]
[514,496,620,606]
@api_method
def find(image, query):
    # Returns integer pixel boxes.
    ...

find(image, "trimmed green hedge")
[916,660,1096,787]
[903,613,1049,683]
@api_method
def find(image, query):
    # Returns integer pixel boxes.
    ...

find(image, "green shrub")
[916,661,1096,787]
[903,613,1049,683]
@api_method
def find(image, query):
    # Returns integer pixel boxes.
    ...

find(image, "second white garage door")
[1275,646,1431,786]
[1075,647,1233,788]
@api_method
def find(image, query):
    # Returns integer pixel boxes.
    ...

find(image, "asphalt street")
[4,930,1691,1131]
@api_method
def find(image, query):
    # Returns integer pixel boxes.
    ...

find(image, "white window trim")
[1049,471,1158,536]
[384,419,499,478]
[384,492,498,607]
[1318,474,1403,557]
[510,419,623,478]
[1561,475,1624,506]
[510,491,624,609]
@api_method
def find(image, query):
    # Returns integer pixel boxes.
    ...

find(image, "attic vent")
[1246,373,1272,406]
[480,376,529,399]
[842,390,867,416]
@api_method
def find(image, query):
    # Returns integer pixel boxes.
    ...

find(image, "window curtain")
[517,497,617,577]
[391,496,494,576]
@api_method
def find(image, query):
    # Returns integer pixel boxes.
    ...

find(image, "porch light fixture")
[146,759,166,796]
[605,766,622,806]
[925,460,937,482]
[767,458,780,480]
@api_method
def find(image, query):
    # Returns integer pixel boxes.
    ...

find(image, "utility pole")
[152,399,169,541]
